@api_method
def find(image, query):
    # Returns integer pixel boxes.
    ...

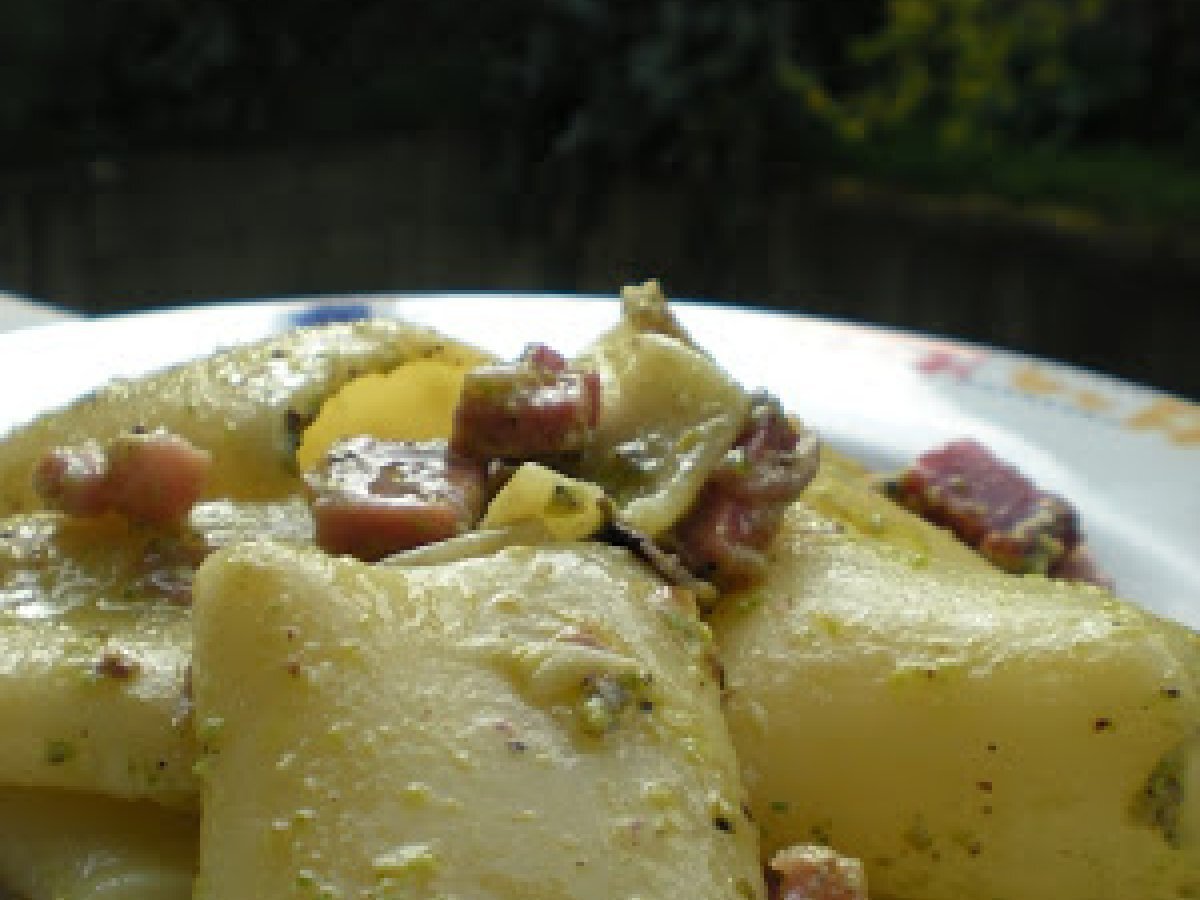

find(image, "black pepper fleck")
[284,408,315,437]
[713,816,734,833]
[95,650,140,680]
[1093,717,1113,732]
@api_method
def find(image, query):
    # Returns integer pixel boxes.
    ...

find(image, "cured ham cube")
[451,356,600,460]
[304,437,486,562]
[882,439,1081,576]
[34,429,211,526]
[768,845,867,900]
[670,395,819,588]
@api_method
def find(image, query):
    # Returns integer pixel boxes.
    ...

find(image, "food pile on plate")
[0,282,1194,900]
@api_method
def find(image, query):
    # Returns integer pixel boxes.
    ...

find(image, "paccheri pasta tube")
[189,541,765,899]
[0,499,315,808]
[0,320,487,514]
[0,514,196,806]
[712,458,1200,900]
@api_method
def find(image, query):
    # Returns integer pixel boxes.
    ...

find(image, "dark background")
[1,0,1197,397]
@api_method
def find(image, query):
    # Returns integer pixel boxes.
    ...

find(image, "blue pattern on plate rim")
[286,303,373,328]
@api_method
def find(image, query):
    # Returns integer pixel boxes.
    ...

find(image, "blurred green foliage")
[781,0,1108,145]
[779,0,1199,147]
[1,0,1197,226]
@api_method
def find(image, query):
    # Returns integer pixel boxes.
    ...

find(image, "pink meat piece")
[519,342,568,373]
[33,441,110,517]
[451,348,600,460]
[33,429,211,526]
[671,393,819,589]
[304,436,485,562]
[768,845,868,900]
[884,439,1097,579]
[671,490,781,589]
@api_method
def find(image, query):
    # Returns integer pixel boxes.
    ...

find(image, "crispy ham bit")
[304,436,486,562]
[32,441,109,516]
[33,428,211,526]
[451,348,600,460]
[1048,542,1115,590]
[519,342,568,373]
[670,394,820,589]
[882,438,1106,583]
[768,845,868,900]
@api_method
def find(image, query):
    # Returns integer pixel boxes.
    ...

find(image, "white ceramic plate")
[2,294,1196,627]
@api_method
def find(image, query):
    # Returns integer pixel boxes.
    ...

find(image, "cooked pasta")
[190,541,763,898]
[0,281,1193,899]
[712,460,1200,900]
[0,787,196,899]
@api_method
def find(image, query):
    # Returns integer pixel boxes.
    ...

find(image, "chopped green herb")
[45,739,76,765]
[1133,738,1191,847]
